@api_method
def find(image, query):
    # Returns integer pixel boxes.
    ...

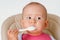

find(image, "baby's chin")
[26,30,42,36]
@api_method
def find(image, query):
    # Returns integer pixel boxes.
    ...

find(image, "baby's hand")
[7,29,19,40]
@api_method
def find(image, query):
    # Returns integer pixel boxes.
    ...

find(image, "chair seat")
[1,14,60,40]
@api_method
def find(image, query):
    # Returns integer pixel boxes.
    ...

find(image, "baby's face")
[21,5,48,34]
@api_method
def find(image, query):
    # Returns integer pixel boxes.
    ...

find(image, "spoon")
[19,26,36,32]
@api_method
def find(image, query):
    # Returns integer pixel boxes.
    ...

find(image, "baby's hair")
[22,2,47,20]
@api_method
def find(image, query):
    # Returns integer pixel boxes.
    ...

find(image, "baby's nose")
[30,19,36,24]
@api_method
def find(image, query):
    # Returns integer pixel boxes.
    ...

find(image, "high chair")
[1,14,60,40]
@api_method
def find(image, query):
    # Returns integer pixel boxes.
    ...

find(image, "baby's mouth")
[19,26,36,32]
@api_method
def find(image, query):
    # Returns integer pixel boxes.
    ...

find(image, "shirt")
[22,33,51,40]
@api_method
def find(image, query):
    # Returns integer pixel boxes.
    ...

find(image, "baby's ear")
[45,20,48,27]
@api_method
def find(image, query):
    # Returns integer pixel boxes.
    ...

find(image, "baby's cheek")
[23,20,30,28]
[36,21,44,30]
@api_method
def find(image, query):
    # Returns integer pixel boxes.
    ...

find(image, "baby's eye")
[24,16,31,20]
[37,17,41,20]
[28,17,31,19]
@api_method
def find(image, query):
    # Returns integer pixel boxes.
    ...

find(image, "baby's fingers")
[7,29,18,35]
[13,29,19,35]
[7,29,12,35]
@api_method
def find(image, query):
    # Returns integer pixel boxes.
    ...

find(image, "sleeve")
[18,33,23,40]
[50,35,56,40]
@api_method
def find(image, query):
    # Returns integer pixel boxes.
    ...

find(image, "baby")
[7,2,52,40]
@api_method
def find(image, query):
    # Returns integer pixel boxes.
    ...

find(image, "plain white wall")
[0,0,60,40]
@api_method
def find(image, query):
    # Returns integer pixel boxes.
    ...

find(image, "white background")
[0,0,60,40]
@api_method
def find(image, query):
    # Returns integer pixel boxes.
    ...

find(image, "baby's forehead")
[23,3,47,14]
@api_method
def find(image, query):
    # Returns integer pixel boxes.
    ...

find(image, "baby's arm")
[7,29,19,40]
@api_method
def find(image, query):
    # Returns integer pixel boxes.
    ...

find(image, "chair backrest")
[1,14,60,40]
